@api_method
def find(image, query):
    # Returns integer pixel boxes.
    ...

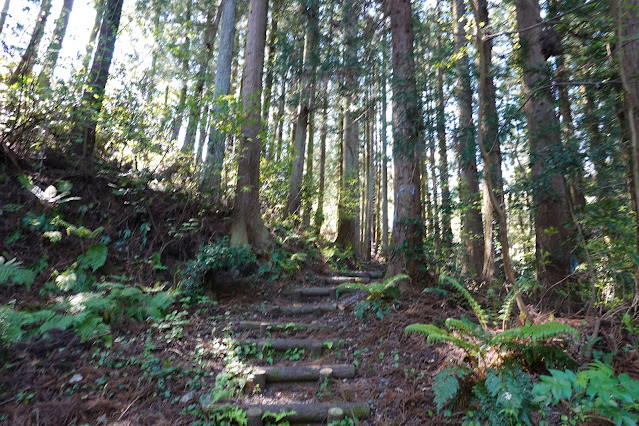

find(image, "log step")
[320,276,370,285]
[283,287,338,298]
[265,303,337,315]
[330,270,384,279]
[210,402,371,423]
[259,364,355,383]
[235,321,330,333]
[236,338,342,356]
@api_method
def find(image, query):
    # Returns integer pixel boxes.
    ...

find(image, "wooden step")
[330,270,384,279]
[264,303,337,316]
[206,402,371,423]
[283,287,338,298]
[259,364,355,382]
[320,276,370,285]
[236,338,342,356]
[235,321,330,333]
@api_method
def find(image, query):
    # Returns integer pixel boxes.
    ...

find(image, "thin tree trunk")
[70,0,124,173]
[37,0,74,88]
[302,93,316,228]
[584,87,607,194]
[453,0,483,277]
[9,0,53,85]
[471,0,503,283]
[230,0,270,249]
[262,0,280,135]
[314,84,328,234]
[364,85,375,261]
[381,72,389,255]
[144,0,162,102]
[514,0,573,305]
[275,72,287,162]
[386,0,432,285]
[205,0,237,202]
[81,0,104,73]
[182,3,224,154]
[0,0,10,36]
[613,0,639,302]
[335,0,360,254]
[286,0,319,219]
[428,112,441,254]
[435,29,452,252]
[170,0,193,142]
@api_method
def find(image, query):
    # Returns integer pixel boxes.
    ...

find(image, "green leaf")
[78,244,108,272]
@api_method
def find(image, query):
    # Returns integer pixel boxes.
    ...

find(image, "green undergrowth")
[337,274,406,320]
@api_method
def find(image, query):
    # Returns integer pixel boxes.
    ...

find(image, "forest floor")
[1,156,639,425]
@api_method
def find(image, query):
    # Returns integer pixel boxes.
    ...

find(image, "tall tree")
[206,0,237,202]
[514,0,573,301]
[613,0,639,301]
[386,0,430,284]
[0,0,10,37]
[470,0,503,282]
[335,0,361,253]
[70,0,124,171]
[453,0,483,277]
[230,0,270,249]
[170,0,193,142]
[8,0,53,85]
[38,0,75,88]
[182,2,224,154]
[285,0,320,219]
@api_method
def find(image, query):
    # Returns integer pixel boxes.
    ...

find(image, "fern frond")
[383,273,410,288]
[440,275,488,329]
[491,322,579,346]
[0,257,37,288]
[336,282,368,292]
[445,317,481,338]
[405,323,478,354]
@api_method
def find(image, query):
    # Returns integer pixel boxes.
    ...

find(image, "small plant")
[0,257,38,288]
[533,361,639,426]
[182,238,256,292]
[263,409,296,426]
[337,274,406,320]
[405,275,579,424]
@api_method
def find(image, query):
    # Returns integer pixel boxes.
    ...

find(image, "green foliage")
[182,238,256,291]
[533,362,639,426]
[258,248,308,280]
[0,257,37,288]
[48,244,109,292]
[406,275,579,423]
[337,274,406,320]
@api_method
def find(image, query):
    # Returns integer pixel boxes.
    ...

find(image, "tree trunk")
[182,3,224,155]
[335,0,360,254]
[613,0,639,301]
[262,1,280,130]
[170,0,193,142]
[0,0,10,37]
[584,87,607,195]
[275,72,287,161]
[70,0,124,173]
[314,84,328,234]
[205,0,237,202]
[302,92,316,227]
[8,0,53,85]
[386,0,431,285]
[80,0,104,73]
[514,0,573,303]
[286,0,319,219]
[435,30,452,252]
[230,0,270,250]
[381,72,389,255]
[471,0,503,283]
[453,0,483,277]
[37,0,74,88]
[363,84,374,260]
[144,0,163,103]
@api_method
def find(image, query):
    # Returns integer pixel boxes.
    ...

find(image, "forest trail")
[213,269,385,425]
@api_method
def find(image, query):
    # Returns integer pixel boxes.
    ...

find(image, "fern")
[439,275,488,329]
[433,365,469,411]
[0,257,37,288]
[337,273,407,300]
[490,322,579,346]
[405,324,478,355]
[77,244,108,272]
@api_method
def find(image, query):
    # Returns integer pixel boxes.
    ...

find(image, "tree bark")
[514,0,573,303]
[335,0,360,254]
[286,0,319,219]
[470,0,503,283]
[386,0,431,285]
[314,84,328,234]
[170,0,193,142]
[0,0,10,37]
[613,0,639,302]
[262,0,280,132]
[80,0,104,73]
[453,0,484,277]
[230,0,270,250]
[275,72,287,161]
[182,3,224,155]
[37,0,74,88]
[206,0,237,202]
[8,0,53,85]
[70,0,124,173]
[381,71,390,255]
